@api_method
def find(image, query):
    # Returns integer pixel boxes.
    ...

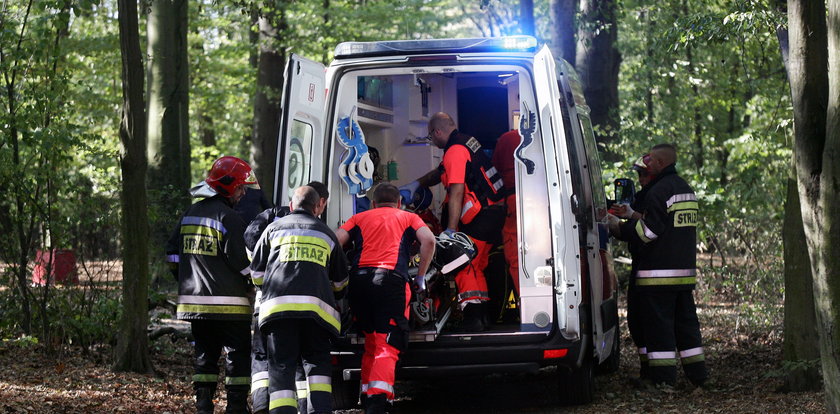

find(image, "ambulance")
[272,36,619,406]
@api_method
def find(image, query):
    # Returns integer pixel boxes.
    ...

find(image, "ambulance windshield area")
[325,66,533,227]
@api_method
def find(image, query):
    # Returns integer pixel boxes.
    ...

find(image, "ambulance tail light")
[543,349,569,359]
[534,265,553,287]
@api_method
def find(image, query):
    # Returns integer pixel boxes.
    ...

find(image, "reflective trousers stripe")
[269,390,297,410]
[226,376,250,385]
[296,380,309,398]
[252,370,269,392]
[636,276,696,286]
[636,269,696,278]
[308,375,332,393]
[193,374,218,383]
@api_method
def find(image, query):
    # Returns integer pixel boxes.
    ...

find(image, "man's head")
[427,112,457,149]
[371,183,401,208]
[647,143,677,175]
[205,156,259,206]
[306,181,329,213]
[290,186,321,215]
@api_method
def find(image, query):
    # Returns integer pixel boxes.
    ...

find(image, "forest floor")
[0,295,825,413]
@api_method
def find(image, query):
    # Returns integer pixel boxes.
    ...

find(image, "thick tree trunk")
[251,9,287,203]
[549,0,576,64]
[782,177,822,391]
[575,0,620,161]
[775,16,823,394]
[145,0,190,265]
[787,0,840,409]
[114,0,153,374]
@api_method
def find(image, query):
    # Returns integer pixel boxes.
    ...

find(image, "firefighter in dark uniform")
[244,182,329,414]
[616,144,708,389]
[335,183,436,414]
[401,112,505,331]
[249,186,348,414]
[165,156,257,414]
[608,154,654,382]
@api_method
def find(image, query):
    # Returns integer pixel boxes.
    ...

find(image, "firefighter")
[244,182,329,414]
[165,156,257,414]
[607,154,653,382]
[615,144,708,389]
[491,129,522,296]
[401,112,505,331]
[249,186,348,414]
[334,183,436,414]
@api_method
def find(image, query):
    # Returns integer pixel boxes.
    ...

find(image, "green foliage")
[612,0,789,313]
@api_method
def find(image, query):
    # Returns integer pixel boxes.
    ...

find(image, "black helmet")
[432,232,476,275]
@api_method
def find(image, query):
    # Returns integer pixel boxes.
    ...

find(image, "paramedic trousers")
[501,193,519,295]
[191,320,251,392]
[454,237,492,307]
[264,319,333,414]
[350,268,411,401]
[637,289,707,386]
[625,271,648,378]
[252,311,309,413]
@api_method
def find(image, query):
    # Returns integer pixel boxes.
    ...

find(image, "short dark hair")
[372,183,400,204]
[652,143,676,152]
[306,181,329,200]
[291,186,320,212]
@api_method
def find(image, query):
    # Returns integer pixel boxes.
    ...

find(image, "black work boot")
[225,389,251,414]
[459,303,485,332]
[195,386,216,414]
[364,393,389,414]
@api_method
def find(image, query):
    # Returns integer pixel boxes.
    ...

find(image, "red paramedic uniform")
[340,207,428,402]
[440,143,494,307]
[491,130,521,294]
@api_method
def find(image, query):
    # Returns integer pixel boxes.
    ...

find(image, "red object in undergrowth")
[32,249,78,286]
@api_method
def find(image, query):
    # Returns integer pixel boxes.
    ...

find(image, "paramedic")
[490,129,522,295]
[401,113,505,332]
[607,154,653,382]
[335,183,436,414]
[250,186,349,414]
[244,181,329,414]
[165,156,257,414]
[615,144,708,389]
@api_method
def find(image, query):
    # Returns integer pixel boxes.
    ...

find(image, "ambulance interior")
[313,66,555,338]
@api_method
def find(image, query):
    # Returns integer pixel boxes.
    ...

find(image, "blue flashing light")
[334,36,538,59]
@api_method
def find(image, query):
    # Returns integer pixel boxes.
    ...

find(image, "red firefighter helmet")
[205,156,259,196]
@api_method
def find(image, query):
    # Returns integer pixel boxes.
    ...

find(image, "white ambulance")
[272,36,619,407]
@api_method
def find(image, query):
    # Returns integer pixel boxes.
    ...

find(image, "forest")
[0,0,838,413]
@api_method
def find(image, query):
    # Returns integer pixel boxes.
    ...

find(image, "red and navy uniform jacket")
[339,206,428,279]
[440,130,504,224]
[250,209,349,336]
[165,195,252,321]
[618,165,698,291]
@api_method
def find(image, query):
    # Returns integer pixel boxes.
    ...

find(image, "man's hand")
[413,273,427,294]
[609,203,635,219]
[440,228,457,240]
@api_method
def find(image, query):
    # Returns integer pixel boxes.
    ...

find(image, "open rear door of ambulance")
[532,46,583,344]
[273,54,327,206]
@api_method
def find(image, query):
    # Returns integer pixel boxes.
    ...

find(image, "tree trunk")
[114,0,153,374]
[145,0,190,268]
[549,0,576,64]
[787,0,840,409]
[519,0,535,36]
[782,177,822,391]
[251,8,288,203]
[575,0,620,161]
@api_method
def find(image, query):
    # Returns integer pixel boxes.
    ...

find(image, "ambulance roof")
[333,36,538,59]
